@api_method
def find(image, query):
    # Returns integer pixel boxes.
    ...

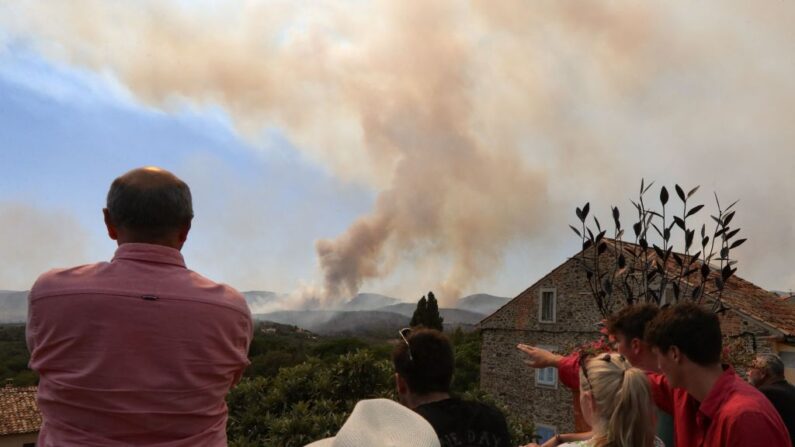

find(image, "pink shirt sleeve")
[557,353,581,390]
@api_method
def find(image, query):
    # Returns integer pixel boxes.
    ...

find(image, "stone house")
[478,241,795,441]
[0,385,39,447]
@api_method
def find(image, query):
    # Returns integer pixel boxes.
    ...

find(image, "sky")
[1,1,794,307]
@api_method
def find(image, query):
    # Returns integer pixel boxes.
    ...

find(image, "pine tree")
[425,292,444,331]
[409,291,444,331]
[409,296,427,328]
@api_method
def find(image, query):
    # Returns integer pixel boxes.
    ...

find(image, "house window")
[535,424,557,444]
[661,286,674,306]
[535,344,558,388]
[539,289,556,323]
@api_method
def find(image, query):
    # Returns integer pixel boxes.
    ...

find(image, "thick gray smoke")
[0,203,91,289]
[3,0,794,303]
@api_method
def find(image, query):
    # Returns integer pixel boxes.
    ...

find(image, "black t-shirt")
[415,398,511,447]
[759,380,795,446]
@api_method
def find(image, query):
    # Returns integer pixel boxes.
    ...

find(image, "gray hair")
[755,353,785,378]
[106,170,193,239]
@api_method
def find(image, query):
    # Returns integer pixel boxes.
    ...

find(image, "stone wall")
[480,257,604,433]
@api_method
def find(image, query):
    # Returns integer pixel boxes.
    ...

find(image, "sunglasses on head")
[579,353,626,388]
[399,327,413,361]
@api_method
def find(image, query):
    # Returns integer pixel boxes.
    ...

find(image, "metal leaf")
[723,211,736,226]
[675,184,686,202]
[569,225,582,237]
[686,204,704,218]
[687,185,700,199]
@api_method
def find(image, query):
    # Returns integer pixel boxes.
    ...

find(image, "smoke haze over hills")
[1,1,794,304]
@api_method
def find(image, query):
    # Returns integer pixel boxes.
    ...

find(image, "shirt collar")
[697,365,737,419]
[112,243,186,268]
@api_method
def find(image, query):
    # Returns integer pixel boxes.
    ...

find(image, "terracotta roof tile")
[605,239,795,336]
[0,386,40,435]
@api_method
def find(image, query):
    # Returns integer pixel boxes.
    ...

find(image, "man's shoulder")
[760,380,795,396]
[719,381,786,425]
[31,262,108,297]
[182,270,250,313]
[418,398,506,423]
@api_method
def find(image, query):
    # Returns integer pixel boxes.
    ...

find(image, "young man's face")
[612,332,631,357]
[612,332,641,366]
[653,346,683,388]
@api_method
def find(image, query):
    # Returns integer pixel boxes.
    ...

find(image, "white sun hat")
[305,398,440,447]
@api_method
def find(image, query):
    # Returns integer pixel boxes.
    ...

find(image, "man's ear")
[178,221,191,244]
[395,373,409,395]
[630,337,642,356]
[103,208,118,241]
[669,345,682,364]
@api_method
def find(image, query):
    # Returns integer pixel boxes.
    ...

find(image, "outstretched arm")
[517,344,580,389]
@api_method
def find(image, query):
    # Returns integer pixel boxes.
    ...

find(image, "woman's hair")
[579,353,656,447]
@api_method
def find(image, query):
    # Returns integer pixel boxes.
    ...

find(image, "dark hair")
[606,304,659,341]
[756,354,785,378]
[106,169,193,240]
[644,302,722,366]
[392,328,454,395]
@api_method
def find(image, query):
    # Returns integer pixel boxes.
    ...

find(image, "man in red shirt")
[643,303,790,447]
[520,302,790,447]
[27,167,253,446]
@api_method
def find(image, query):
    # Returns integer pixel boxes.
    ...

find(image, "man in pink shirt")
[27,167,253,446]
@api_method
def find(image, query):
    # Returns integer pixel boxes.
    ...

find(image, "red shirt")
[28,243,253,447]
[558,354,791,447]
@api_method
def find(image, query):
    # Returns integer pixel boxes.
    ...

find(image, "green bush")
[227,350,394,446]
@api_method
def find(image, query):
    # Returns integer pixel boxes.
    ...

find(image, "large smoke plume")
[3,0,794,303]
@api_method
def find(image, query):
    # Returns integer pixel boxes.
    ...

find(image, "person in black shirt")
[392,327,511,447]
[749,353,795,446]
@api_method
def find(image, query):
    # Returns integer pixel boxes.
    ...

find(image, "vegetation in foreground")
[0,322,536,446]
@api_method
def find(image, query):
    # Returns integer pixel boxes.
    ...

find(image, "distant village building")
[0,385,39,447]
[479,242,795,440]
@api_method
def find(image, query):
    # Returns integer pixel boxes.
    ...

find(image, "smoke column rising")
[3,0,794,303]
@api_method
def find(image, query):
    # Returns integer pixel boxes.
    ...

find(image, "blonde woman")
[528,353,663,447]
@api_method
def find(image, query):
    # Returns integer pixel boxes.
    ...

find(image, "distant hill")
[0,287,511,329]
[0,290,28,323]
[455,293,511,315]
[254,310,409,337]
[377,303,486,325]
[339,293,400,311]
[256,303,484,336]
[338,292,510,316]
[242,291,288,313]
